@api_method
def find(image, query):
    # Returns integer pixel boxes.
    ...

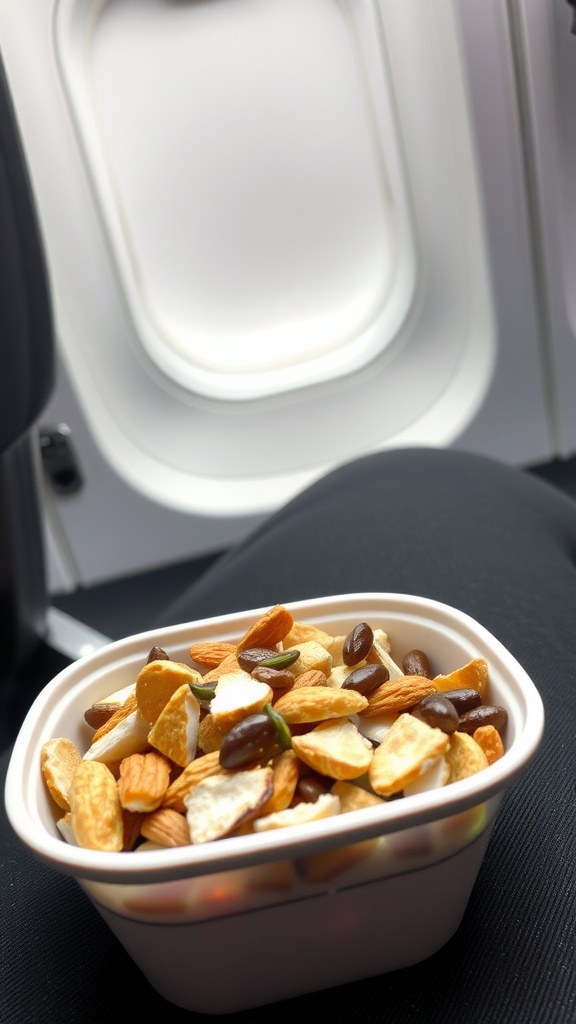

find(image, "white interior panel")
[508,0,576,455]
[0,0,558,587]
[60,0,415,400]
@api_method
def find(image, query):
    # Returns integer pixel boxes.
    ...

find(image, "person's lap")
[2,448,575,1023]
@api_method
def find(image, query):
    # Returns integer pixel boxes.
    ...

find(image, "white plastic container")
[5,594,544,1013]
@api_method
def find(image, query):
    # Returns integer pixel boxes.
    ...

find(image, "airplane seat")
[0,55,54,678]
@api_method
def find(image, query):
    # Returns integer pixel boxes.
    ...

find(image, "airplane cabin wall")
[0,0,571,593]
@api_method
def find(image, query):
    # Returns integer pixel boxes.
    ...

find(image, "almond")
[236,604,294,651]
[362,675,435,716]
[290,668,329,689]
[122,809,147,851]
[70,760,123,851]
[140,807,191,847]
[189,641,237,668]
[117,751,172,812]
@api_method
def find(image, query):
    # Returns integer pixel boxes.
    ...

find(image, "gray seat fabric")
[2,447,575,1023]
[0,53,54,672]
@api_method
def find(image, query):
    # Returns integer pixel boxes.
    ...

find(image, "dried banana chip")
[369,713,450,797]
[147,684,200,767]
[291,717,374,780]
[253,792,340,832]
[445,731,489,782]
[184,766,273,844]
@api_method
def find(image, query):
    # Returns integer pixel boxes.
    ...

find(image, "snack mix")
[40,604,507,853]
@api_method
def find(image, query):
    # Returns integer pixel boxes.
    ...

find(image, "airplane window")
[57,0,415,400]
